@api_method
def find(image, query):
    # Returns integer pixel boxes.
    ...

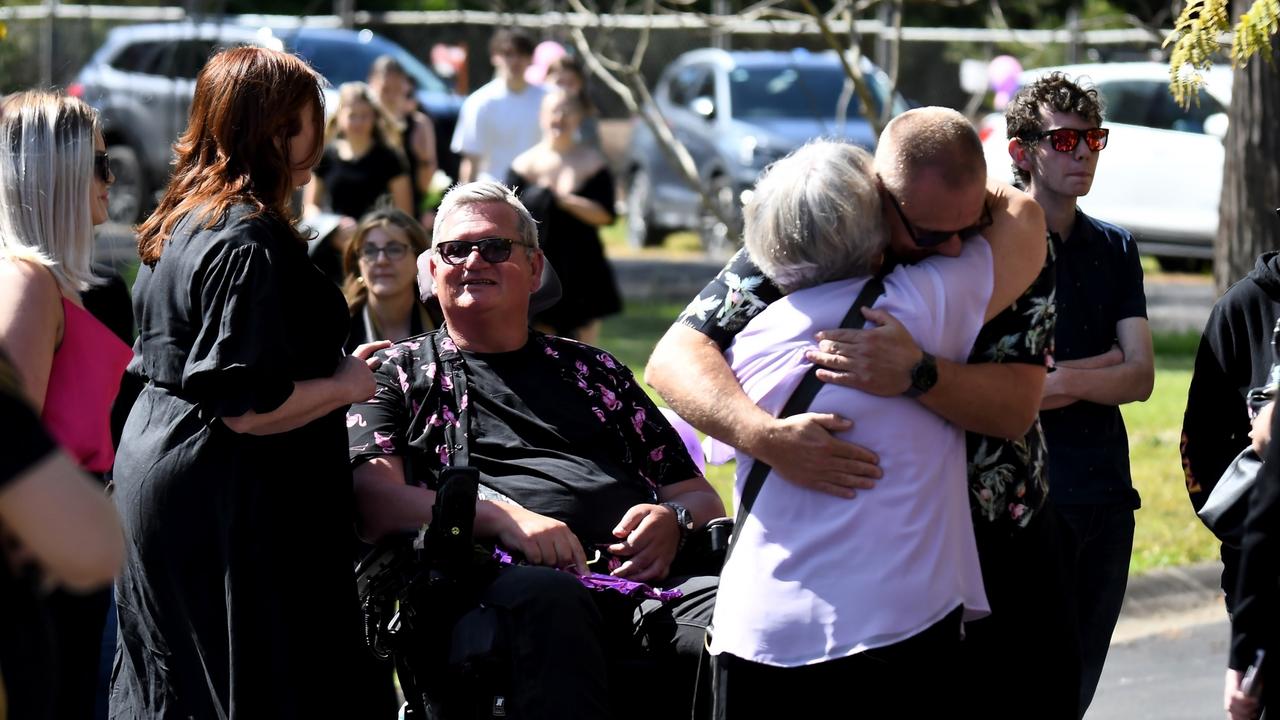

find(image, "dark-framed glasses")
[1023,127,1109,153]
[434,237,529,266]
[93,151,112,183]
[360,241,411,262]
[885,190,993,248]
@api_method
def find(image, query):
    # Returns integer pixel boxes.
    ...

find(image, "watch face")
[912,354,938,392]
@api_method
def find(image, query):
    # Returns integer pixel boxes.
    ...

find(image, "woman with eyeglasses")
[303,81,413,286]
[0,89,131,718]
[342,207,441,355]
[507,89,621,344]
[110,47,387,717]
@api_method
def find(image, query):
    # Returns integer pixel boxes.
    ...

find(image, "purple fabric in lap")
[491,546,683,602]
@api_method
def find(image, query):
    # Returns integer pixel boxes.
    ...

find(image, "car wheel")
[105,144,147,225]
[699,174,741,261]
[626,169,666,248]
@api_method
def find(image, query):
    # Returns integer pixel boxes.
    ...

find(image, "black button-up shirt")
[1041,209,1147,508]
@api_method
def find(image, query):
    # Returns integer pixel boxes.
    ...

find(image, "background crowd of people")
[0,25,1277,720]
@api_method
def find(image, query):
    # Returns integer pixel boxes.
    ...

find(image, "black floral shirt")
[678,243,1057,531]
[348,328,703,545]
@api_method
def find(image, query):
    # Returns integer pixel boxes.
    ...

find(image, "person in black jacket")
[1223,395,1279,720]
[1182,251,1280,610]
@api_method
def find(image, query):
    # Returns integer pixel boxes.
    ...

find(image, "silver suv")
[625,48,907,254]
[71,22,463,224]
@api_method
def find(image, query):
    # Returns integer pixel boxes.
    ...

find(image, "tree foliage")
[1165,0,1279,106]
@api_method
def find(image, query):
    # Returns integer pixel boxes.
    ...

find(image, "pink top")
[41,298,132,474]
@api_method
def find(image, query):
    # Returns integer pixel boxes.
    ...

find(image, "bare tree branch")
[797,0,884,136]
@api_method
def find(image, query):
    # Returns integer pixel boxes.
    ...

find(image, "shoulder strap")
[724,275,887,563]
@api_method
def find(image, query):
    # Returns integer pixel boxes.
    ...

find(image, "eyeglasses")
[360,241,411,262]
[1023,127,1109,153]
[434,237,531,266]
[93,151,112,183]
[885,191,993,248]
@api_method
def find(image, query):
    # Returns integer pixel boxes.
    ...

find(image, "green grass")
[598,302,1216,575]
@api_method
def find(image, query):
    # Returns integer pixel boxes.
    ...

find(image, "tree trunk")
[1215,28,1280,295]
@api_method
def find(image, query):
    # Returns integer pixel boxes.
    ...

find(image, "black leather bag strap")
[724,275,887,564]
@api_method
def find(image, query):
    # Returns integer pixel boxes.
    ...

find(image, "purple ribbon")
[491,547,683,602]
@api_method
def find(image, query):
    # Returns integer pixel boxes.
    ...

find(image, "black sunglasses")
[435,237,530,266]
[1023,127,1109,153]
[885,190,993,248]
[360,241,410,262]
[93,151,112,183]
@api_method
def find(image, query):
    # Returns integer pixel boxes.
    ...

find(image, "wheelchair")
[355,468,732,720]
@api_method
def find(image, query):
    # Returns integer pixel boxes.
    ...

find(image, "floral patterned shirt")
[678,243,1057,531]
[348,328,703,545]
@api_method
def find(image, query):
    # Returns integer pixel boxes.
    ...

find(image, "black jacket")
[1182,253,1280,609]
[1183,252,1280,509]
[1230,406,1280,681]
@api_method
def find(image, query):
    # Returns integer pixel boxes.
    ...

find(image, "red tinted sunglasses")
[1024,127,1109,153]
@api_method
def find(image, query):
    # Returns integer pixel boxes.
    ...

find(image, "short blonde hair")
[743,140,885,293]
[0,90,100,293]
[432,181,539,251]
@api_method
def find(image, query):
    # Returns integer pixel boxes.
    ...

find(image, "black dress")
[507,167,623,336]
[110,205,362,718]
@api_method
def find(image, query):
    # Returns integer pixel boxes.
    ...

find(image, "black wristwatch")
[903,351,938,399]
[661,502,695,548]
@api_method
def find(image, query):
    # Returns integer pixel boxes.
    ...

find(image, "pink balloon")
[987,55,1023,110]
[526,40,568,85]
[988,55,1023,92]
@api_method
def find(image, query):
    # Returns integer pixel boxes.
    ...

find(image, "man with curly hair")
[1005,72,1154,717]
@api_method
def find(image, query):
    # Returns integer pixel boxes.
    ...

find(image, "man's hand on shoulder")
[807,307,921,396]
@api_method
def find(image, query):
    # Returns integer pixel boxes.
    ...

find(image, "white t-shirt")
[709,238,995,667]
[450,79,546,183]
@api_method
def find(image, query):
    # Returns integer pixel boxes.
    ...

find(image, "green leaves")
[1164,0,1280,108]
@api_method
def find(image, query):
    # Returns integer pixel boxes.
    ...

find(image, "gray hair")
[743,140,885,293]
[875,106,985,198]
[0,90,99,293]
[432,180,539,251]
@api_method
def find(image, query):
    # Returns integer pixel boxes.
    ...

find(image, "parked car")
[70,22,464,224]
[978,62,1232,268]
[626,48,908,255]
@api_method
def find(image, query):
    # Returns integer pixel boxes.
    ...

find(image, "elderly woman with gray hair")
[708,139,1028,717]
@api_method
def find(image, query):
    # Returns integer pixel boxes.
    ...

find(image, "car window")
[109,40,170,75]
[289,35,446,95]
[1099,79,1225,134]
[668,65,708,108]
[728,64,886,121]
[170,39,220,80]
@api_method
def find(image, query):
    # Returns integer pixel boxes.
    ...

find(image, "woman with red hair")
[111,46,386,717]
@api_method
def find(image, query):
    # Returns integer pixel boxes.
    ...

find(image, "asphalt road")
[1090,615,1229,720]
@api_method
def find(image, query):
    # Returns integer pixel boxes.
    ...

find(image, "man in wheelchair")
[347,181,725,719]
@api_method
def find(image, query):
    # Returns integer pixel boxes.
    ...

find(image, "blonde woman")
[341,207,440,354]
[0,89,131,720]
[303,81,412,284]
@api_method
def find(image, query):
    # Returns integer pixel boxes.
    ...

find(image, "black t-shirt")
[0,352,58,719]
[314,143,409,220]
[348,330,702,547]
[1041,209,1148,508]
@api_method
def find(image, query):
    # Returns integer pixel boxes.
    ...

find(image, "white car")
[979,62,1232,267]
